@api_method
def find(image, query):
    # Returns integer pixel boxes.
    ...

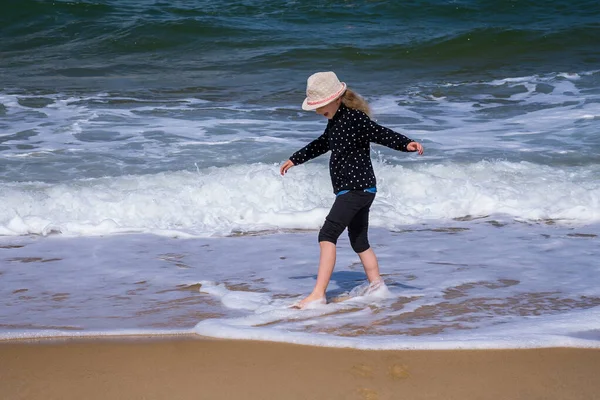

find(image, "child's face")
[315,98,341,119]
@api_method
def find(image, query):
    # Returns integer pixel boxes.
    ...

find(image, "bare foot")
[291,293,326,309]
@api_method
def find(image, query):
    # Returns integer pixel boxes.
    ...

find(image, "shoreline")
[2,336,600,400]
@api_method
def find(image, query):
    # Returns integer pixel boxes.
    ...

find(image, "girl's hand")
[407,142,424,155]
[280,160,295,175]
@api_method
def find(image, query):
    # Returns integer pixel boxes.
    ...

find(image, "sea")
[1,0,599,350]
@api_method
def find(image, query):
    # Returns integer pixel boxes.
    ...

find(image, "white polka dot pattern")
[289,104,413,194]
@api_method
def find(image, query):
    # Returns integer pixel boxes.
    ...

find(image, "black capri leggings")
[318,190,376,253]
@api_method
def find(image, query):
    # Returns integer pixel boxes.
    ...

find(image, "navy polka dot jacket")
[289,104,414,194]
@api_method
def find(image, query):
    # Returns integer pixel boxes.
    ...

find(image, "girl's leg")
[357,247,382,283]
[294,193,368,308]
[347,193,381,283]
[294,241,336,307]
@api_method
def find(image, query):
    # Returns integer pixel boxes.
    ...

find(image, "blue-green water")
[1,0,600,348]
[3,0,599,96]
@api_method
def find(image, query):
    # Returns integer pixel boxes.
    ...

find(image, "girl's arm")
[361,112,423,154]
[280,130,330,176]
[286,131,330,164]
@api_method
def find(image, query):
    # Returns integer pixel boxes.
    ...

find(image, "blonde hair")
[341,88,372,118]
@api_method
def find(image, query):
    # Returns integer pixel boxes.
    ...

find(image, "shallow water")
[2,221,599,349]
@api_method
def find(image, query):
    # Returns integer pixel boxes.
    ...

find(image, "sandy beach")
[1,337,599,400]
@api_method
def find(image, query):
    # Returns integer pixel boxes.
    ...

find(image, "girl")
[280,71,424,309]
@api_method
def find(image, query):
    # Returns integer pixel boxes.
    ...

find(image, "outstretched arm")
[280,131,330,176]
[362,112,423,154]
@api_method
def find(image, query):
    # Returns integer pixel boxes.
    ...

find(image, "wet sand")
[1,337,599,400]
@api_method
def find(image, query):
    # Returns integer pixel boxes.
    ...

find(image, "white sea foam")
[0,329,193,342]
[1,70,598,179]
[0,160,598,237]
[193,308,600,350]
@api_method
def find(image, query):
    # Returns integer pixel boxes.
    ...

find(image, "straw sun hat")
[302,71,347,111]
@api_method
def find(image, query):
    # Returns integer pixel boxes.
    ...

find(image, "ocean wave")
[3,0,598,89]
[0,161,598,237]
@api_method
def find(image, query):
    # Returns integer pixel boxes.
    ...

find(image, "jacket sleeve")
[361,113,413,152]
[288,129,330,165]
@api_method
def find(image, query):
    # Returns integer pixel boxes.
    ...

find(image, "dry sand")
[1,336,599,400]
